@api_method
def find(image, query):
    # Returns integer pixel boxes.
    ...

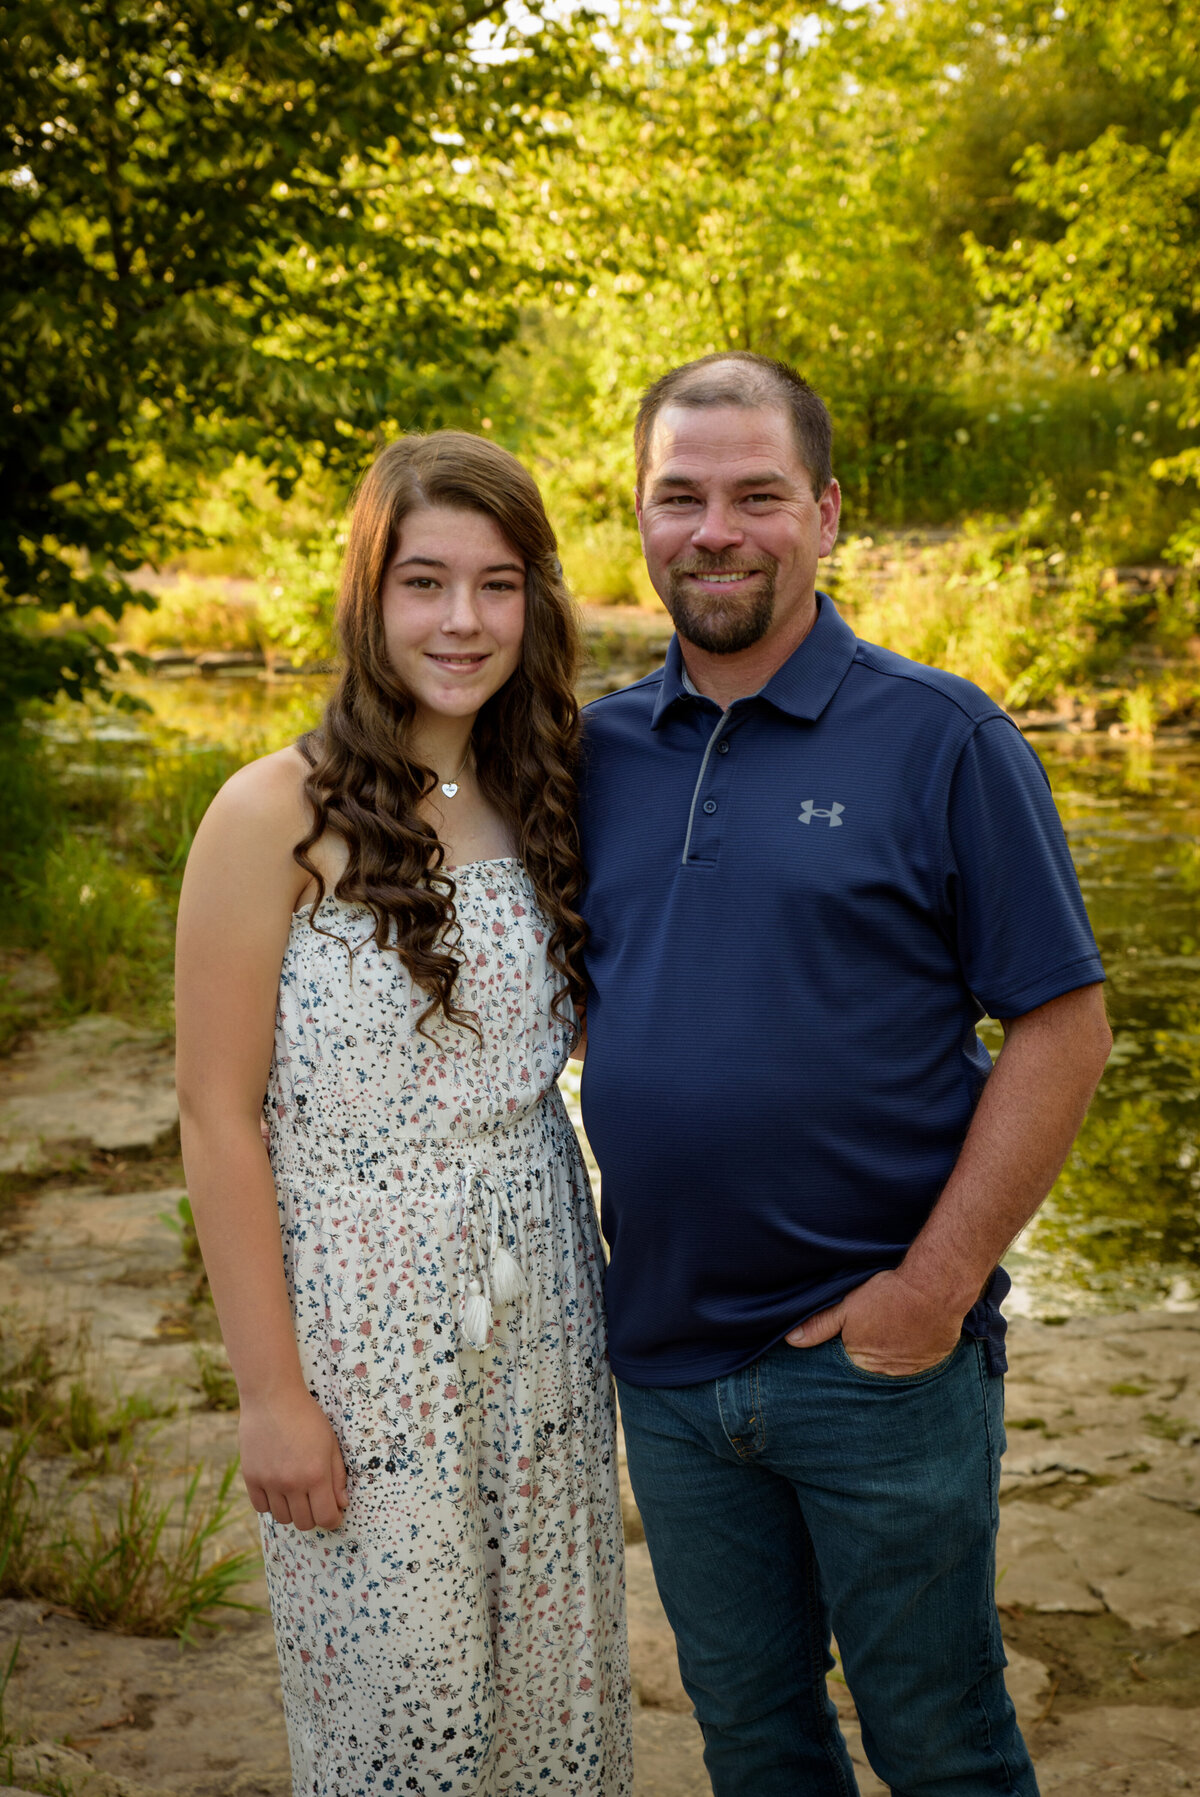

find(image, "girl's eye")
[405,577,439,590]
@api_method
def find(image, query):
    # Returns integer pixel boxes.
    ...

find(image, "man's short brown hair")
[634,352,834,498]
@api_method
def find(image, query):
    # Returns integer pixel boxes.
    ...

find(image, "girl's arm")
[176,748,348,1532]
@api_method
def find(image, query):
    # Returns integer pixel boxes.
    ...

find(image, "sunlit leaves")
[0,0,596,712]
[961,0,1200,549]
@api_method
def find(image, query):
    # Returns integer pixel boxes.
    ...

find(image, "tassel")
[463,1278,491,1349]
[490,1243,527,1306]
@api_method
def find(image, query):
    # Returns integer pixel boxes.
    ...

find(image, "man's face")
[635,402,840,658]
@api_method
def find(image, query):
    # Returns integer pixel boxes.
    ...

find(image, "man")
[576,351,1111,1796]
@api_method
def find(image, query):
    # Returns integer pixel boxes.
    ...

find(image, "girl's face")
[380,505,526,732]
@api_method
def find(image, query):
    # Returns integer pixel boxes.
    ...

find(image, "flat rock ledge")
[2,1738,173,1797]
[0,1015,178,1174]
[999,1313,1200,1636]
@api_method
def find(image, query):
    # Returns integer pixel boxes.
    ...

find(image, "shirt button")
[717,740,730,754]
[703,798,718,814]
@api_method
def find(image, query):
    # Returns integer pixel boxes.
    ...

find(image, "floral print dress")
[262,860,632,1797]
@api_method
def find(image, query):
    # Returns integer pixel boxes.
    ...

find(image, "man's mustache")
[671,557,776,578]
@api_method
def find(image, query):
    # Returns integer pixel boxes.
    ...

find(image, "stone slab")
[0,1602,290,1797]
[631,1709,708,1797]
[1047,1485,1200,1636]
[1030,1702,1200,1793]
[998,1502,1109,1614]
[2,1739,172,1797]
[0,1186,200,1403]
[0,1016,177,1171]
[999,1481,1200,1633]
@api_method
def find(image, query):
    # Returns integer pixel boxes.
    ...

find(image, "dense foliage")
[0,0,592,711]
[2,0,1198,708]
[484,0,1199,586]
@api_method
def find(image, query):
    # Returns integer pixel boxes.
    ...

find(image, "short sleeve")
[944,715,1104,1018]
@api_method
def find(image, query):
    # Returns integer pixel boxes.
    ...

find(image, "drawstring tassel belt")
[462,1171,527,1349]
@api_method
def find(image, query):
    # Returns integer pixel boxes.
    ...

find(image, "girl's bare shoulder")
[205,745,312,830]
[185,746,317,881]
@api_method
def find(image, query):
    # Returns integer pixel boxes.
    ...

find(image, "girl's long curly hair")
[294,431,585,1038]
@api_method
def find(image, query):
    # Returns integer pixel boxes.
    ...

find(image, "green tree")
[0,0,591,712]
[489,0,1054,538]
[962,0,1200,548]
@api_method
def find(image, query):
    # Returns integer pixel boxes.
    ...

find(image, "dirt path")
[2,1013,1198,1796]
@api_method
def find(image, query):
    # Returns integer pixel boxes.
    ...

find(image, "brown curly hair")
[294,431,585,1038]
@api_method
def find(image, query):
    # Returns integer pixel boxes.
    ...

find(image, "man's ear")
[633,486,644,533]
[818,479,842,557]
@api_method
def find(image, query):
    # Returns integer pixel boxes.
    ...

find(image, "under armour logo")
[799,800,845,827]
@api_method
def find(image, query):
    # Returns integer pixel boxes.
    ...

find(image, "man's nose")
[691,502,744,553]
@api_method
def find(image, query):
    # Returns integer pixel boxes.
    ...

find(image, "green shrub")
[132,744,244,879]
[116,578,262,654]
[0,728,57,907]
[31,837,169,1017]
[251,528,340,666]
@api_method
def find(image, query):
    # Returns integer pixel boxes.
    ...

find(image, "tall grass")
[1,714,262,1025]
[0,1313,168,1466]
[835,371,1192,559]
[65,1461,257,1641]
[0,1315,255,1639]
[132,744,245,877]
[0,726,56,895]
[31,838,169,1017]
[0,1433,257,1640]
[0,1639,20,1752]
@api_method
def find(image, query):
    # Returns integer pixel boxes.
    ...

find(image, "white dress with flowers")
[261,859,631,1797]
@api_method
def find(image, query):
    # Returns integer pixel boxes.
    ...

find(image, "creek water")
[1004,731,1200,1318]
[111,671,1200,1319]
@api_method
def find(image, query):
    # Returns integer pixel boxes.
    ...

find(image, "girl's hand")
[239,1387,349,1531]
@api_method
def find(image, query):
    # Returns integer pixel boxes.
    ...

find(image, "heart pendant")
[441,782,458,798]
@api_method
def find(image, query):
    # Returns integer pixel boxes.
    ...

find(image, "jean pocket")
[831,1333,966,1386]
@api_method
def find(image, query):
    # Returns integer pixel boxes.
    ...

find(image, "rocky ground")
[1,998,1198,1796]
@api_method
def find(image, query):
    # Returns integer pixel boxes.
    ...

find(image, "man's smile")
[678,568,767,587]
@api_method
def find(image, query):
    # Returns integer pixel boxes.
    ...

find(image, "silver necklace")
[439,742,472,799]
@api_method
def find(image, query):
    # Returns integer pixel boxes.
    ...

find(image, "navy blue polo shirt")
[577,595,1104,1387]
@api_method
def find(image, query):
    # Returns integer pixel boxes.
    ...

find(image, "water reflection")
[1004,734,1200,1316]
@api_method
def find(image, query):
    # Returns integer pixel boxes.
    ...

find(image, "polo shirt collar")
[650,592,858,727]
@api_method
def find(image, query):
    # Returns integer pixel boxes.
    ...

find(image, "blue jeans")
[618,1336,1038,1797]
